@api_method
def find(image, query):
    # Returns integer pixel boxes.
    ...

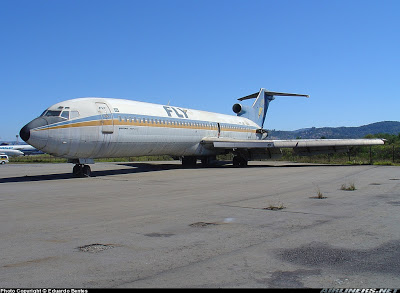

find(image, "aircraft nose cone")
[20,124,31,142]
[19,117,49,147]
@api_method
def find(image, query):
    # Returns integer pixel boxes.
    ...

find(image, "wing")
[201,137,385,158]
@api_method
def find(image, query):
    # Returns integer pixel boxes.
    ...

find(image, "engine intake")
[232,103,243,114]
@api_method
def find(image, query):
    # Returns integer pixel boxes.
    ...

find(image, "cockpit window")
[40,109,77,120]
[61,111,69,119]
[43,110,62,117]
[70,111,79,119]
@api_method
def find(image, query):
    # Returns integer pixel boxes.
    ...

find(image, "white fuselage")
[26,97,262,159]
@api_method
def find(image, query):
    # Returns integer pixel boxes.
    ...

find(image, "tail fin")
[232,88,309,127]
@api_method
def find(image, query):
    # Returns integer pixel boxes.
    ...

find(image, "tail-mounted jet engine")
[232,103,252,116]
[233,103,268,139]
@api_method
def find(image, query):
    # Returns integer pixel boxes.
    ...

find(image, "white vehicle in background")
[0,154,9,164]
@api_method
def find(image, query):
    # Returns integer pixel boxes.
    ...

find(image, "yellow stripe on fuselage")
[35,118,257,133]
[36,120,104,131]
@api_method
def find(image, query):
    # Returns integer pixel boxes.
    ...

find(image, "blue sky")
[1,0,399,141]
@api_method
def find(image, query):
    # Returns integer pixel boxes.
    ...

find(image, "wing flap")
[272,138,385,148]
[201,137,385,149]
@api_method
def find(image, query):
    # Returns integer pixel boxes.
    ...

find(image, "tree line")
[281,133,400,165]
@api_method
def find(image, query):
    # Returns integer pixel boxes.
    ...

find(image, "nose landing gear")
[69,158,94,178]
[73,164,91,177]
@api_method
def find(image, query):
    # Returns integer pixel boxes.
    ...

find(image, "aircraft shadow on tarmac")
[0,162,347,183]
[0,163,180,183]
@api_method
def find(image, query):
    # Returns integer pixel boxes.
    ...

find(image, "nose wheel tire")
[73,164,91,177]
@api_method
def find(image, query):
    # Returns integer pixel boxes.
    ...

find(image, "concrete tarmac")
[0,161,399,288]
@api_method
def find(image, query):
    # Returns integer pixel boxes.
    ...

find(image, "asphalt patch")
[77,244,115,253]
[189,222,220,227]
[278,240,400,276]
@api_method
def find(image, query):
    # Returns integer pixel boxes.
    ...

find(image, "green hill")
[268,121,400,139]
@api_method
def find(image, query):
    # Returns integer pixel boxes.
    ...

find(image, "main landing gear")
[232,155,248,167]
[181,156,198,167]
[73,164,91,177]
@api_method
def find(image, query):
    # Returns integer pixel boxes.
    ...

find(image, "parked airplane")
[20,88,385,177]
[0,143,40,156]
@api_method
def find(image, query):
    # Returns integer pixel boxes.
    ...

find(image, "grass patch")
[310,187,327,199]
[340,183,356,191]
[309,184,327,199]
[10,154,68,163]
[264,202,286,211]
[373,161,396,166]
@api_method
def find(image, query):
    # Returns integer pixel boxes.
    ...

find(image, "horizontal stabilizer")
[234,88,309,128]
[238,90,309,101]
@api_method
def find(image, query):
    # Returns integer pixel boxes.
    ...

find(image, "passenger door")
[96,102,114,134]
